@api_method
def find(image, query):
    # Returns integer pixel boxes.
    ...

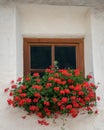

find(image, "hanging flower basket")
[5,65,99,126]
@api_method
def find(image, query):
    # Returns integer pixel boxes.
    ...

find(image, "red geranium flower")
[44,101,50,106]
[33,98,38,103]
[69,85,74,90]
[74,84,82,91]
[20,93,27,97]
[7,99,13,105]
[60,105,65,110]
[36,112,44,118]
[61,97,68,103]
[26,98,32,103]
[73,102,80,108]
[84,97,90,102]
[38,120,49,126]
[66,105,72,109]
[74,69,80,76]
[34,93,41,98]
[71,96,76,100]
[78,91,84,96]
[29,105,39,111]
[48,77,54,81]
[54,73,59,77]
[35,78,40,83]
[95,110,98,114]
[52,97,58,103]
[54,87,60,91]
[19,99,26,106]
[97,96,100,101]
[17,77,22,82]
[33,72,39,77]
[61,70,72,77]
[54,78,61,84]
[14,96,21,101]
[17,89,22,93]
[11,85,17,89]
[10,80,15,84]
[32,85,42,90]
[9,92,13,96]
[64,89,70,94]
[70,108,78,118]
[68,79,74,84]
[60,90,65,95]
[61,81,66,85]
[57,101,62,106]
[25,77,30,81]
[87,75,92,79]
[4,88,9,92]
[46,83,52,88]
[21,85,26,90]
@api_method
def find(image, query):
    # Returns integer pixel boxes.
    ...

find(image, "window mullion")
[52,44,55,67]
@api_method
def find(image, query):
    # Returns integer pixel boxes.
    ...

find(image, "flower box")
[5,65,99,127]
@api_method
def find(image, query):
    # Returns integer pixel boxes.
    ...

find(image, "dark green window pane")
[30,46,51,69]
[55,46,76,69]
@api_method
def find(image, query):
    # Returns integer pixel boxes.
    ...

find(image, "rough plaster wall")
[0,106,104,130]
[18,4,87,37]
[0,4,17,85]
[0,0,104,8]
[91,9,104,107]
[84,10,93,76]
[16,7,23,78]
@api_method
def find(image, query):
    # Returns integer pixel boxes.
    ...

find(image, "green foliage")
[7,66,97,119]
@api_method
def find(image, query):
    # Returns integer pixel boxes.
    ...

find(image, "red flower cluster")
[5,67,99,126]
[38,120,49,126]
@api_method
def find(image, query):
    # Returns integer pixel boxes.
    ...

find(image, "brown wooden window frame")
[23,38,84,76]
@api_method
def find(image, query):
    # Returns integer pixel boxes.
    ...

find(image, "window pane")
[55,46,76,69]
[30,46,51,69]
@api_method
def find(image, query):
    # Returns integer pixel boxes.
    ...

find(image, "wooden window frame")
[23,38,84,76]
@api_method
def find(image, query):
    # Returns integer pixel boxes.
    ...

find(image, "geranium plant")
[5,63,99,126]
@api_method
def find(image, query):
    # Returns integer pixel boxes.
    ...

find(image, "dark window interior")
[55,46,76,69]
[31,46,51,69]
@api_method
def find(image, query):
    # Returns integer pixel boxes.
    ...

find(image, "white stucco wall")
[0,4,17,85]
[18,4,87,37]
[16,8,23,78]
[91,9,104,107]
[0,3,104,130]
[84,10,94,76]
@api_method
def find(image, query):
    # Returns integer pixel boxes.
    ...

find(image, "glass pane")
[31,46,51,69]
[55,46,76,69]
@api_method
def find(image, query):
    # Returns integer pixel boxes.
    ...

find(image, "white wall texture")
[84,10,94,76]
[0,3,104,130]
[91,9,104,107]
[18,4,87,37]
[16,7,23,78]
[0,4,17,85]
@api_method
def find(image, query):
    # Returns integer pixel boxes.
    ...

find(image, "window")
[23,38,84,76]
